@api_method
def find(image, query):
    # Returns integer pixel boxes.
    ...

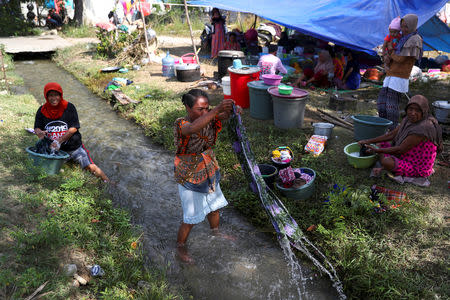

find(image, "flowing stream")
[15,60,339,300]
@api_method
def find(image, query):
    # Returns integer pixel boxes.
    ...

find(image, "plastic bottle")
[162,51,175,77]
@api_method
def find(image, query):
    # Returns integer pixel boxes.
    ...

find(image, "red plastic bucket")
[181,53,197,64]
[228,66,260,108]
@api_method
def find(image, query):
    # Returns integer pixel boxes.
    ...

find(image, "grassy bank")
[0,57,179,299]
[53,44,449,299]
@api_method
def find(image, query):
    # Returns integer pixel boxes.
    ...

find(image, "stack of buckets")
[222,76,232,100]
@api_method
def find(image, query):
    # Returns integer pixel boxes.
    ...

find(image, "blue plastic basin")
[26,147,69,175]
[351,115,393,141]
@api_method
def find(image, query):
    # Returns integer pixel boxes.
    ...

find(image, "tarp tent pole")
[183,0,200,67]
[138,1,152,67]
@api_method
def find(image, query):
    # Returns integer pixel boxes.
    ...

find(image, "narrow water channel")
[15,60,339,300]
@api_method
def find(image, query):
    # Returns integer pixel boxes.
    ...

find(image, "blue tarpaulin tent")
[419,15,450,52]
[191,0,449,55]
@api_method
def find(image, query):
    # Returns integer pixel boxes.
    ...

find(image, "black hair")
[181,89,209,108]
[268,44,278,53]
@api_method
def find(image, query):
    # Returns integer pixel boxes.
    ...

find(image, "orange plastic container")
[228,66,260,108]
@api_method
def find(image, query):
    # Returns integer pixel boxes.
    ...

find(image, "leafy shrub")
[96,29,138,58]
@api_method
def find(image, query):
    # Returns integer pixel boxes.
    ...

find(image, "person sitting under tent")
[294,50,334,88]
[224,32,241,51]
[334,50,361,90]
[327,46,344,82]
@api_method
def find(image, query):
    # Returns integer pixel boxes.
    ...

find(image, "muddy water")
[16,60,339,300]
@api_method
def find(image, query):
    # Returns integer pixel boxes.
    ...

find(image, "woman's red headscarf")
[41,82,68,119]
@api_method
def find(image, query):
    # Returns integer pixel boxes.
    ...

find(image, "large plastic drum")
[268,86,309,129]
[228,66,260,109]
[247,80,274,120]
[218,50,245,78]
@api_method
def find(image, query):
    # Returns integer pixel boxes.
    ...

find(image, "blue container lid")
[351,115,392,126]
[247,80,274,90]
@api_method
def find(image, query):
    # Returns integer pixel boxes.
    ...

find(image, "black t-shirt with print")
[34,102,82,152]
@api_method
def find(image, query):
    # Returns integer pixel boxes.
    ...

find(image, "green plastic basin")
[343,142,377,169]
[276,167,315,200]
[26,147,69,175]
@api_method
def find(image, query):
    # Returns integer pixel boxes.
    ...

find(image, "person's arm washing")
[275,58,287,75]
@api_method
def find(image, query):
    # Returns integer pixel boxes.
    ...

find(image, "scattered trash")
[89,264,105,277]
[133,65,141,70]
[306,224,317,231]
[0,90,7,95]
[131,241,137,249]
[144,94,152,98]
[137,280,151,290]
[100,66,121,73]
[305,135,327,156]
[72,280,80,287]
[25,128,35,134]
[63,264,78,277]
[118,68,129,73]
[73,273,87,285]
[104,78,133,91]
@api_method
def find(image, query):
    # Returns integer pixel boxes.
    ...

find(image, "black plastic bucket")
[258,164,278,189]
[218,50,245,78]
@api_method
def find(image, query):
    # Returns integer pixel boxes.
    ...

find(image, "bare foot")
[176,243,194,264]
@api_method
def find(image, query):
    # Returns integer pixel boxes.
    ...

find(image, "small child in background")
[224,32,241,51]
[257,44,287,75]
[382,16,402,71]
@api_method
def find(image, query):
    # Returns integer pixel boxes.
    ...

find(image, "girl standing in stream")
[174,89,238,262]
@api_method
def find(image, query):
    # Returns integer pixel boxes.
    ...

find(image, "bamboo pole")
[183,0,200,67]
[138,1,152,66]
[0,50,8,93]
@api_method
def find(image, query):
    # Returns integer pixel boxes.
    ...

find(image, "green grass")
[53,45,450,299]
[0,59,180,299]
[147,8,205,36]
[61,25,97,38]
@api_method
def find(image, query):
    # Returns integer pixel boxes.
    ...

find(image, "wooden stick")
[319,114,353,130]
[24,281,48,300]
[183,0,200,67]
[138,1,152,66]
[317,108,353,127]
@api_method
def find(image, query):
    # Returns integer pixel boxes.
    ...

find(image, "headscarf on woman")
[314,50,334,75]
[41,82,68,120]
[393,95,443,152]
[395,14,423,60]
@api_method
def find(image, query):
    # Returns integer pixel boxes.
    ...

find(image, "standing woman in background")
[210,7,226,59]
[377,14,423,130]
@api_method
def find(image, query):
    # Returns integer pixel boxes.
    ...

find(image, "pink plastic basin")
[262,74,282,85]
